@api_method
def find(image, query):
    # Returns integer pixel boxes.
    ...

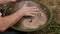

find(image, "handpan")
[6,1,52,32]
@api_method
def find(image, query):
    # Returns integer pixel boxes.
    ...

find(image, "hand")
[19,2,39,17]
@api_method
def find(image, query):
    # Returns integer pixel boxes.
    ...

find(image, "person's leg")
[7,28,28,34]
[0,28,28,34]
[0,31,18,34]
[0,28,19,34]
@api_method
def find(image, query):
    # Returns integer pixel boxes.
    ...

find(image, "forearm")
[0,0,10,4]
[0,0,16,4]
[0,11,23,32]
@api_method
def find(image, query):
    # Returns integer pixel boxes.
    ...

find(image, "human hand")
[19,2,39,17]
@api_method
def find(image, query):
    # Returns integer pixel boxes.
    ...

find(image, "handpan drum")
[6,1,52,32]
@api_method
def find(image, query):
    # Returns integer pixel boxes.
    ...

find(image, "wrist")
[17,10,24,17]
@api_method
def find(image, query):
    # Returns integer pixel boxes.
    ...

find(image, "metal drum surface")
[6,0,53,32]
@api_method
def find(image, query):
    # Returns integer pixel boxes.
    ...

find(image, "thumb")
[23,1,28,7]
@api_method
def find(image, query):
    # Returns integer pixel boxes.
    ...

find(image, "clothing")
[0,9,28,34]
[0,12,2,16]
[0,9,3,17]
[0,28,27,34]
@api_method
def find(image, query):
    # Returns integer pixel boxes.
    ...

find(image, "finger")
[29,7,38,9]
[31,9,39,13]
[30,11,38,14]
[29,14,36,17]
[31,12,38,15]
[31,9,39,11]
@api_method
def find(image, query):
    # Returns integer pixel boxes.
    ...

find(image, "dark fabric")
[0,31,18,34]
[0,28,27,34]
[0,9,3,17]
